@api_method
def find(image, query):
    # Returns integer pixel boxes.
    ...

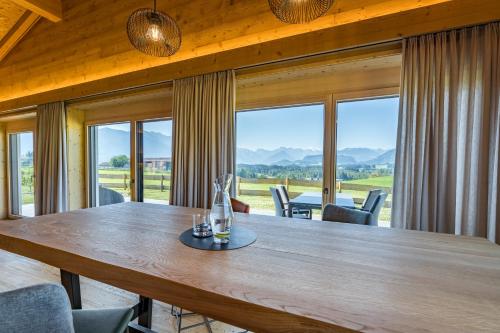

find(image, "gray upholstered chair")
[270,187,311,219]
[99,186,125,206]
[0,284,133,333]
[322,190,388,226]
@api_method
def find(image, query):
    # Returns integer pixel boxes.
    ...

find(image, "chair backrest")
[322,204,371,225]
[99,186,125,206]
[0,284,74,333]
[361,189,382,212]
[230,197,250,213]
[276,185,290,204]
[369,192,388,225]
[269,187,286,217]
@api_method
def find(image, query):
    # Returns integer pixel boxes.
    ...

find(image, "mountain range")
[98,127,172,163]
[97,128,395,166]
[237,147,395,166]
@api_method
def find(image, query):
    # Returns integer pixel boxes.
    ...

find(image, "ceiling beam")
[0,11,40,63]
[10,0,62,22]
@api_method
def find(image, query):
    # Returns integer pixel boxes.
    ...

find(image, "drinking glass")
[192,213,212,238]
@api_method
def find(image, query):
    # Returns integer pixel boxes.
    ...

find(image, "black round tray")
[179,225,256,251]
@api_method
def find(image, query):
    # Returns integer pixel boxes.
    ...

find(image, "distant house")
[144,157,171,171]
[375,164,390,170]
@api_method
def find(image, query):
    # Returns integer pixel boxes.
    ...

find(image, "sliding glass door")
[9,132,35,217]
[88,122,131,207]
[88,119,172,207]
[236,104,324,218]
[136,120,172,204]
[335,96,399,227]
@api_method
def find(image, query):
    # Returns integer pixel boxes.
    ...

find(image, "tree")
[110,155,129,168]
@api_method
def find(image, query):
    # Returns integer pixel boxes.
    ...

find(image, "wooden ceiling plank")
[0,11,39,63]
[10,0,62,22]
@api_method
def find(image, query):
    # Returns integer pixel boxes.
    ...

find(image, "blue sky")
[19,132,33,156]
[237,104,324,150]
[336,97,399,150]
[237,97,399,151]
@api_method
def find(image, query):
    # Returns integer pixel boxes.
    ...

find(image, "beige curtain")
[392,22,500,244]
[170,70,236,208]
[35,102,68,215]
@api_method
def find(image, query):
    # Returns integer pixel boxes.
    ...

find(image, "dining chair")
[230,197,250,213]
[0,284,133,333]
[270,187,311,219]
[322,190,387,225]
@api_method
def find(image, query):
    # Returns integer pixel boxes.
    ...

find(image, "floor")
[0,249,245,333]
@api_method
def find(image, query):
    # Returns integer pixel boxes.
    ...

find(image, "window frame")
[6,121,36,219]
[85,116,172,208]
[234,87,400,212]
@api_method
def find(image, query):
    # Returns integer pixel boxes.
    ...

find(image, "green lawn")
[98,168,170,201]
[344,176,393,187]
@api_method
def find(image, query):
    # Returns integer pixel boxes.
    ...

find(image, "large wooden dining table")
[0,202,499,333]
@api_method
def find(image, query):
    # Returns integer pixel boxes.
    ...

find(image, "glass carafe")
[209,174,234,244]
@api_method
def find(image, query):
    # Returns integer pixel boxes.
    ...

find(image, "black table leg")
[129,296,154,332]
[60,269,82,310]
[138,296,153,328]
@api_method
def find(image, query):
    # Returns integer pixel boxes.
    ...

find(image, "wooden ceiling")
[0,1,25,37]
[0,0,499,112]
[0,0,61,62]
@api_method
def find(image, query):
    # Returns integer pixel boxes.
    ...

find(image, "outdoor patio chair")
[322,190,387,226]
[99,186,125,206]
[270,187,311,219]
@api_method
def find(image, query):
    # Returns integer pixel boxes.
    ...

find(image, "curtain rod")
[234,39,402,72]
[65,81,172,105]
[0,105,37,116]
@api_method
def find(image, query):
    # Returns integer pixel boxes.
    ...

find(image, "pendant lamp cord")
[153,0,157,12]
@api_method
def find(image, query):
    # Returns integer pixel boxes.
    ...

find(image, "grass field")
[98,168,170,201]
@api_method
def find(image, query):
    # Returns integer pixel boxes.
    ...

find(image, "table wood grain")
[0,202,499,333]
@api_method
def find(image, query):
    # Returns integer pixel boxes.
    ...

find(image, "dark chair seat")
[322,204,372,225]
[322,190,388,225]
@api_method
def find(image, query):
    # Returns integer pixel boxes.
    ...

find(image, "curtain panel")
[392,22,500,244]
[171,70,236,208]
[35,102,69,215]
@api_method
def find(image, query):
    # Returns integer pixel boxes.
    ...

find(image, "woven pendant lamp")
[268,0,334,24]
[127,0,181,57]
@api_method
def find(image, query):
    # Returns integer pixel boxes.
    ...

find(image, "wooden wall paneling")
[0,0,499,111]
[66,107,85,210]
[78,85,173,125]
[236,61,402,110]
[0,123,7,218]
[4,116,36,133]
